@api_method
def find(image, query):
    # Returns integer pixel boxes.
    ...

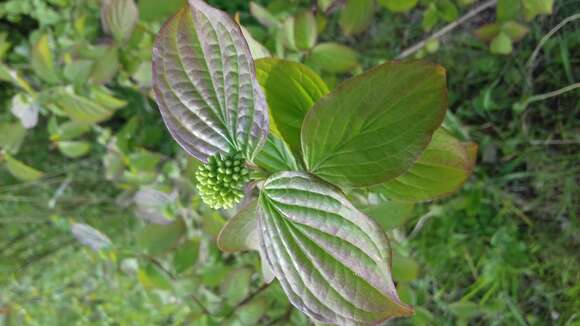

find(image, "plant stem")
[397,0,498,59]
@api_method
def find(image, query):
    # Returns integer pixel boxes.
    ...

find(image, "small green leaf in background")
[57,141,91,158]
[339,0,375,36]
[294,11,317,50]
[0,123,26,154]
[101,0,139,43]
[3,154,44,181]
[438,0,459,22]
[302,61,448,188]
[522,0,554,21]
[490,32,513,55]
[217,200,259,252]
[258,172,413,324]
[378,0,418,13]
[255,58,329,153]
[138,263,173,290]
[364,200,415,230]
[249,2,281,29]
[254,135,300,174]
[422,3,439,30]
[52,88,120,124]
[240,26,271,60]
[137,219,186,256]
[31,34,60,84]
[496,0,520,22]
[90,45,119,84]
[173,238,200,274]
[139,0,185,22]
[308,42,359,74]
[392,254,420,282]
[202,213,226,239]
[232,297,268,325]
[372,129,477,202]
[49,120,91,142]
[63,59,93,87]
[221,268,253,306]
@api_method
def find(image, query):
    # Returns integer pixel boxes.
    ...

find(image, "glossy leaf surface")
[302,61,448,187]
[255,58,328,153]
[373,129,477,202]
[258,172,412,324]
[152,0,269,162]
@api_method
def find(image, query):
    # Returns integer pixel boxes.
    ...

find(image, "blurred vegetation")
[1,0,579,325]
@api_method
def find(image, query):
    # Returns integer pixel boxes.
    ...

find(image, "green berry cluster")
[195,152,250,209]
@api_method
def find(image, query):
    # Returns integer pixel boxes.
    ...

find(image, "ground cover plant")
[0,0,578,325]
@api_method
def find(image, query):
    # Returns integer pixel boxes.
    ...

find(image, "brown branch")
[397,0,498,59]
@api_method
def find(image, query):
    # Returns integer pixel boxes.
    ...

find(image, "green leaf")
[490,32,513,55]
[152,0,269,162]
[3,154,44,181]
[139,0,185,22]
[372,129,477,202]
[57,141,91,158]
[90,45,119,84]
[378,0,418,13]
[363,200,415,230]
[249,2,281,29]
[308,42,359,74]
[522,0,553,21]
[138,263,173,290]
[63,60,93,87]
[258,172,413,324]
[294,11,317,50]
[254,135,300,174]
[31,34,60,84]
[502,21,529,42]
[240,26,271,60]
[217,199,259,252]
[0,123,26,154]
[202,212,226,239]
[422,4,439,30]
[392,254,420,282]
[173,238,200,273]
[221,268,253,306]
[233,297,268,325]
[255,58,329,153]
[52,89,119,124]
[137,219,186,256]
[339,0,374,36]
[101,0,139,43]
[49,120,91,142]
[302,61,448,188]
[496,0,520,22]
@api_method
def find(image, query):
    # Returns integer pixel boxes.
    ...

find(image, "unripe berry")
[195,152,250,209]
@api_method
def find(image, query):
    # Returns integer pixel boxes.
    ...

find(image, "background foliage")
[1,0,579,325]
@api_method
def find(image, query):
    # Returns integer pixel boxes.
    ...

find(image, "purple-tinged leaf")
[258,172,413,324]
[152,0,269,162]
[71,223,112,251]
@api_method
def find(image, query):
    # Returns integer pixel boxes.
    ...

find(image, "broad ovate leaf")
[302,61,448,188]
[294,11,317,50]
[152,0,269,163]
[101,0,139,43]
[255,58,329,153]
[372,129,477,202]
[258,172,412,325]
[31,34,60,84]
[71,223,112,251]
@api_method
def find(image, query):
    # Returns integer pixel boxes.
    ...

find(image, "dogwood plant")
[152,1,476,324]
